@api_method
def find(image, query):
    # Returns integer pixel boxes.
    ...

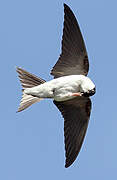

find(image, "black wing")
[51,4,89,78]
[53,97,91,168]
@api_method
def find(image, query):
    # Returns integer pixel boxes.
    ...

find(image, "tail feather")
[17,93,43,112]
[16,67,46,112]
[16,67,46,89]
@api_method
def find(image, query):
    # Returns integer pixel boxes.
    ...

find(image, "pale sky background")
[0,0,117,179]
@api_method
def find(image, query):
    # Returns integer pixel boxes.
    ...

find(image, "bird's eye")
[89,87,96,96]
[92,87,96,93]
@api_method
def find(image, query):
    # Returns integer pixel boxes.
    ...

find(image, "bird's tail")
[16,67,46,112]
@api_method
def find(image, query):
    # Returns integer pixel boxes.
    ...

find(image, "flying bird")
[16,4,96,168]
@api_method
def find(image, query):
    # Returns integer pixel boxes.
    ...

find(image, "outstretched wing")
[51,4,89,78]
[53,97,91,168]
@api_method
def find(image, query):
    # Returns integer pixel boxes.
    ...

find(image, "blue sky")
[0,0,117,179]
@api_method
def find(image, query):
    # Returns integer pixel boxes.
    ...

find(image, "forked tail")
[16,67,46,112]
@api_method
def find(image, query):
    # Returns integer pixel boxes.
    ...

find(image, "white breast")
[51,75,83,101]
[24,75,86,101]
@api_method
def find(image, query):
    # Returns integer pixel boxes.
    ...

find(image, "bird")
[16,3,96,168]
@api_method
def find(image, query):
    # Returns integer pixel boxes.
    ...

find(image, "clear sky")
[0,0,117,179]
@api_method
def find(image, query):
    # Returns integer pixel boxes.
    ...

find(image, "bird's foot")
[71,92,82,97]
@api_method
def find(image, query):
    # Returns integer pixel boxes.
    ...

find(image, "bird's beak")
[82,87,96,97]
[89,87,96,96]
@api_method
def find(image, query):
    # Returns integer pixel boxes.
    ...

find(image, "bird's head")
[80,77,96,97]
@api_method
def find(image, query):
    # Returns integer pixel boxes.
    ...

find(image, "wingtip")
[65,158,73,168]
[63,3,66,7]
[63,3,70,10]
[65,164,69,168]
[64,3,67,8]
[65,162,71,168]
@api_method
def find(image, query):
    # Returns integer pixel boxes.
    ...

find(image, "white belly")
[24,75,84,101]
[53,83,80,101]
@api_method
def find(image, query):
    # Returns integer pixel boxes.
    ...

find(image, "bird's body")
[16,4,96,168]
[25,75,95,101]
